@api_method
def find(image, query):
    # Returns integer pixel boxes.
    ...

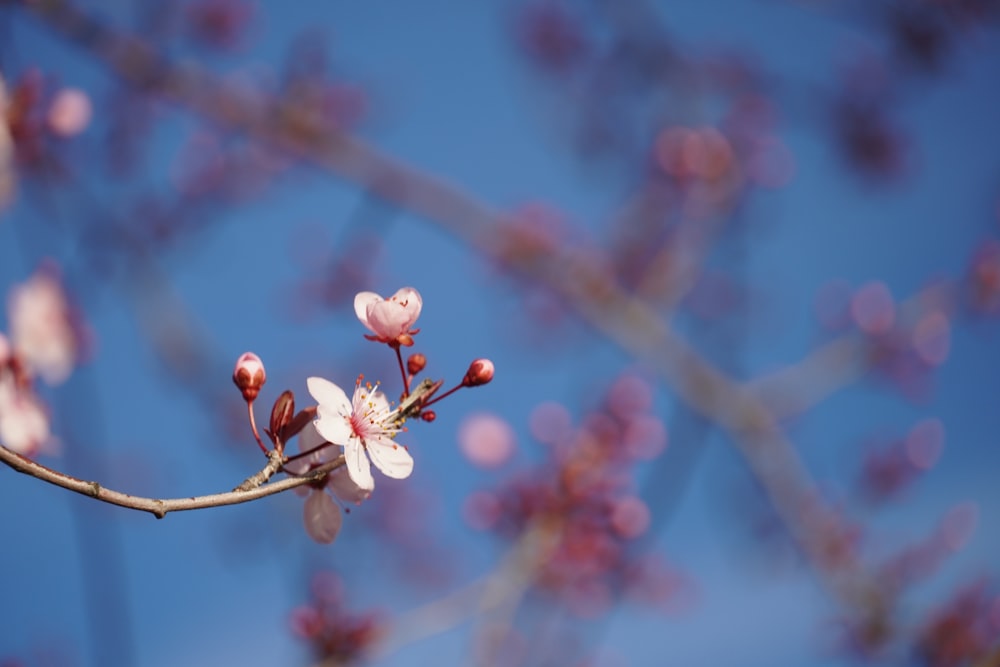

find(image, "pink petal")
[366,436,414,479]
[327,466,373,504]
[307,377,351,413]
[313,409,353,446]
[353,291,382,332]
[365,287,422,339]
[344,437,375,490]
[303,490,343,544]
[284,422,335,475]
[390,286,422,322]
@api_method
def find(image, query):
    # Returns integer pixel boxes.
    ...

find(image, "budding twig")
[0,443,345,519]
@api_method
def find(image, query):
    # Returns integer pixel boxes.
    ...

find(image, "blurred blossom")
[911,311,950,366]
[888,5,952,72]
[458,412,516,468]
[851,281,896,335]
[964,239,1000,314]
[834,96,907,181]
[46,88,91,137]
[940,502,978,552]
[184,0,255,51]
[0,369,50,456]
[462,490,502,530]
[654,126,735,184]
[904,418,945,470]
[917,581,999,667]
[606,374,653,419]
[475,374,674,614]
[529,401,572,445]
[860,419,944,502]
[290,571,381,662]
[610,496,651,539]
[832,55,908,180]
[515,1,589,74]
[7,264,81,385]
[0,72,14,212]
[622,414,668,460]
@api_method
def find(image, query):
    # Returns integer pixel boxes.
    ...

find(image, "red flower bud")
[407,353,427,375]
[269,390,295,445]
[233,352,266,402]
[463,358,495,387]
[421,410,437,422]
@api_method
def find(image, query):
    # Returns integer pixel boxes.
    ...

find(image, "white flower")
[0,372,50,456]
[7,267,78,385]
[284,421,372,545]
[307,376,414,491]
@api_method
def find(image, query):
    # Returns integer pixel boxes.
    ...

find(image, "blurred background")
[2,0,1000,665]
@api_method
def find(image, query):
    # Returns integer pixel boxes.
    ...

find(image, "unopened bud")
[270,390,295,443]
[421,410,437,422]
[407,353,427,376]
[463,358,495,387]
[233,352,266,402]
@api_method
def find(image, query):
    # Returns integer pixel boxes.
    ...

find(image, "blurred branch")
[371,519,559,660]
[0,443,344,518]
[750,279,956,420]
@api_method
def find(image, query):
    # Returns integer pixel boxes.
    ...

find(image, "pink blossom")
[47,88,92,138]
[0,73,14,212]
[458,412,516,468]
[308,376,413,491]
[7,266,79,385]
[0,373,50,456]
[284,421,373,544]
[353,287,422,346]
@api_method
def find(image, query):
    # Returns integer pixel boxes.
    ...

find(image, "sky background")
[2,1,1000,665]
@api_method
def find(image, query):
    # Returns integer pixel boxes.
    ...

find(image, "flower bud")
[270,390,295,444]
[233,352,266,402]
[407,353,427,376]
[421,410,437,422]
[463,358,495,387]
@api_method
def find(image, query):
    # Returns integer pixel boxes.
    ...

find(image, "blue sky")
[2,1,1000,665]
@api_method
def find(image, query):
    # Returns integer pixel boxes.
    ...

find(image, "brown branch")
[0,443,344,519]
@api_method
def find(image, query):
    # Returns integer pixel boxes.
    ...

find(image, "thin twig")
[0,443,344,519]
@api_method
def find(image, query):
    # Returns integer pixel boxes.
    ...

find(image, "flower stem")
[247,400,267,455]
[395,344,411,396]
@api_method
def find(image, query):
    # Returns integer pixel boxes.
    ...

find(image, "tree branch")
[0,443,344,519]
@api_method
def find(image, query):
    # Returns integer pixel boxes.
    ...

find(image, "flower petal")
[366,437,414,479]
[353,291,382,332]
[391,286,422,324]
[307,377,351,413]
[313,410,353,446]
[284,422,336,475]
[344,437,375,491]
[303,490,342,544]
[327,466,373,504]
